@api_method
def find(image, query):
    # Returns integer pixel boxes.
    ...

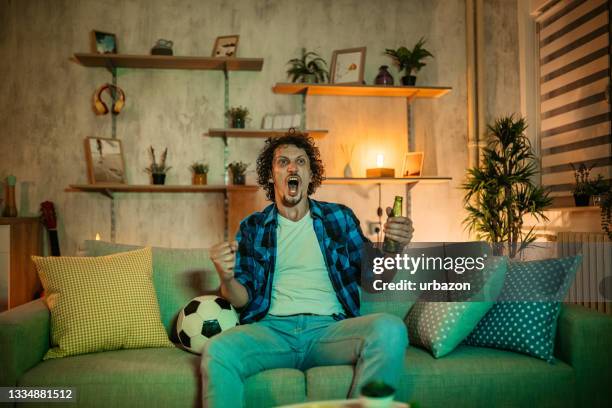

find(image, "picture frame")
[90,30,118,54]
[212,35,240,57]
[84,137,126,184]
[402,152,424,177]
[330,47,366,84]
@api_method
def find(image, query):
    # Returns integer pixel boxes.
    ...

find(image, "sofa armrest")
[0,299,50,386]
[555,304,612,407]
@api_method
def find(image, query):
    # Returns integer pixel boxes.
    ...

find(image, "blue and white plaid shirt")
[233,198,369,324]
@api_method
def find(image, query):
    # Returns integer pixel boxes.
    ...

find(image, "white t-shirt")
[268,211,344,316]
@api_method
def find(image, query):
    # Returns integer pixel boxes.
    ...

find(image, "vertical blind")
[537,0,611,198]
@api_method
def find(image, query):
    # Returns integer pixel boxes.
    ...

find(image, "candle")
[95,233,101,241]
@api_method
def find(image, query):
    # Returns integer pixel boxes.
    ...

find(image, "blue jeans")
[200,313,408,408]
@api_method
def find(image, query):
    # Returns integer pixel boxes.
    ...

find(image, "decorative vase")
[232,117,245,128]
[152,174,166,185]
[232,173,246,185]
[343,163,353,178]
[374,65,394,85]
[401,75,417,86]
[192,173,207,185]
[2,175,17,217]
[573,193,590,207]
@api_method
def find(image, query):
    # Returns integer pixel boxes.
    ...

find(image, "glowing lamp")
[95,233,101,241]
[366,153,395,178]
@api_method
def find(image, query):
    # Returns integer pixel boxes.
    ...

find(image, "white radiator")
[557,232,612,315]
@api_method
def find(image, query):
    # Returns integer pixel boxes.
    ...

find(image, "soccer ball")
[176,295,239,354]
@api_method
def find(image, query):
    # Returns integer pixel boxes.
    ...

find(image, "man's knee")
[366,313,408,348]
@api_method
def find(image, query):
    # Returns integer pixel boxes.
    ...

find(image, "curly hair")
[256,131,325,201]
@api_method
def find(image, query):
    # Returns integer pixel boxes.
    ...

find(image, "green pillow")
[464,256,581,362]
[32,248,174,359]
[84,241,219,336]
[406,256,507,358]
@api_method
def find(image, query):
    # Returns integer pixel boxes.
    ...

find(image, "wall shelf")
[73,53,264,71]
[323,177,452,185]
[205,128,328,139]
[272,83,451,98]
[67,184,258,198]
[544,206,601,213]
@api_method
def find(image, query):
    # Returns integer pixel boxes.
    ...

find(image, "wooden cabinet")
[0,217,42,311]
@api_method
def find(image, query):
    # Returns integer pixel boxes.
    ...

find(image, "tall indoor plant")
[462,115,552,258]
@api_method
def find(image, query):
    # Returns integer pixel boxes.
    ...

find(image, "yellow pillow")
[32,247,173,359]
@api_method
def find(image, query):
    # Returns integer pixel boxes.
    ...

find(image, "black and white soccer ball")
[176,295,239,354]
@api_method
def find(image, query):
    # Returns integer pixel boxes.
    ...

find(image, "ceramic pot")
[232,117,245,128]
[192,173,207,185]
[401,75,417,86]
[232,173,246,185]
[573,193,590,207]
[152,174,166,185]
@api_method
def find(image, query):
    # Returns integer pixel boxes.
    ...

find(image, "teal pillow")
[84,241,219,337]
[464,256,581,362]
[406,256,507,358]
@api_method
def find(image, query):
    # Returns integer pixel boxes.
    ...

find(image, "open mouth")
[287,176,300,196]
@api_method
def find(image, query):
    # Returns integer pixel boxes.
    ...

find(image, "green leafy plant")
[191,162,209,174]
[286,48,329,83]
[462,115,552,258]
[145,146,171,174]
[385,37,433,78]
[600,188,612,239]
[226,106,249,121]
[570,163,607,196]
[227,161,249,176]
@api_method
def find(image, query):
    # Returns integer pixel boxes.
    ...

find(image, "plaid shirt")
[234,199,368,324]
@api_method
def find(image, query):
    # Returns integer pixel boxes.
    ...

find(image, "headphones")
[93,84,126,115]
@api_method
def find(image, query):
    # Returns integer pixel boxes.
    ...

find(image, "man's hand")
[210,241,238,283]
[384,207,414,245]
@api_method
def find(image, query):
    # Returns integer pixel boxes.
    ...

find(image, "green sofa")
[1,242,611,407]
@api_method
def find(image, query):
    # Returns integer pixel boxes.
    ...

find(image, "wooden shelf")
[73,53,264,71]
[544,206,601,213]
[67,184,258,197]
[272,83,451,98]
[323,177,452,185]
[206,128,328,139]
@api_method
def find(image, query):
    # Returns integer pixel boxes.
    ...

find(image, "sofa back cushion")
[84,241,219,337]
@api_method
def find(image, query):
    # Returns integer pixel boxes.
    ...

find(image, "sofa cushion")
[406,256,507,358]
[465,256,581,362]
[32,248,173,359]
[84,240,219,338]
[18,348,306,408]
[305,345,575,407]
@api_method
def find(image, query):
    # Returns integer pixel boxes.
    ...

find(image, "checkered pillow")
[33,247,173,359]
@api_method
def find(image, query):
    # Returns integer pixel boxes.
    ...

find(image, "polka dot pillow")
[464,256,582,362]
[406,256,507,358]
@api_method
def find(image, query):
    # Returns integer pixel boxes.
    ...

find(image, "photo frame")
[84,137,126,184]
[402,152,424,177]
[330,47,366,84]
[90,30,118,54]
[212,35,240,57]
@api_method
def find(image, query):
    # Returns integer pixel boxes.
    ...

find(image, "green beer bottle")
[382,196,403,253]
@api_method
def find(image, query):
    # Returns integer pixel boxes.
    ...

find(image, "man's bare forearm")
[220,278,249,308]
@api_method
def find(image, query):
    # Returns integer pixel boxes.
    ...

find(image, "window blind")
[537,0,611,198]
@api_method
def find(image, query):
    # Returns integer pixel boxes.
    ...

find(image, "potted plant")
[599,188,612,240]
[191,162,209,185]
[226,106,249,129]
[570,163,607,206]
[385,37,434,86]
[145,146,171,185]
[286,48,329,83]
[462,115,552,258]
[227,161,249,185]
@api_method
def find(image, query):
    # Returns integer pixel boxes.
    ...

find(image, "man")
[203,133,414,407]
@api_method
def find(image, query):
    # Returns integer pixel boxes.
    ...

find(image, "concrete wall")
[0,0,522,254]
